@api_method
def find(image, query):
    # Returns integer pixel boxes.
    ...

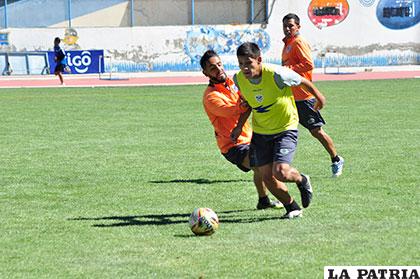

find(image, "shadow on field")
[149,178,250,184]
[69,208,283,228]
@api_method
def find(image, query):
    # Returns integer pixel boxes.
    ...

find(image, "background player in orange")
[200,50,282,210]
[282,13,344,177]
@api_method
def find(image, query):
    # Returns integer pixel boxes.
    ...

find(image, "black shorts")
[249,130,298,167]
[296,98,326,130]
[54,63,65,73]
[222,144,251,172]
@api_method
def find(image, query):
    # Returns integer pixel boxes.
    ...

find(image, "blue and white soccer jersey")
[54,46,68,73]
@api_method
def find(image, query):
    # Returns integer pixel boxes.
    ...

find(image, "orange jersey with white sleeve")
[203,77,252,154]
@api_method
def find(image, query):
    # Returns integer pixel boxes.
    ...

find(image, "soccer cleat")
[331,156,344,177]
[297,174,313,208]
[280,209,302,219]
[256,200,283,210]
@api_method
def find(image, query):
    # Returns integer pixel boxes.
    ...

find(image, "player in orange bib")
[201,50,282,210]
[282,13,344,177]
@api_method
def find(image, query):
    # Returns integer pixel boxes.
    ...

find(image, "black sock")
[258,196,270,205]
[284,200,301,213]
[332,155,340,163]
[298,175,307,187]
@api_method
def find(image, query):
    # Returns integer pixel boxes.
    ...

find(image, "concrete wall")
[265,0,420,67]
[132,0,191,26]
[51,1,131,28]
[0,0,418,72]
[267,1,419,49]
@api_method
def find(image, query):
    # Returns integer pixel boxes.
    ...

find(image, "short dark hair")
[283,13,300,25]
[54,37,61,44]
[236,42,260,58]
[200,50,219,70]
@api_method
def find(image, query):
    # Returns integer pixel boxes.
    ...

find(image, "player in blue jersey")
[53,37,70,85]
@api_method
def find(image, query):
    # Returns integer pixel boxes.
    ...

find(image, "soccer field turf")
[1,79,419,278]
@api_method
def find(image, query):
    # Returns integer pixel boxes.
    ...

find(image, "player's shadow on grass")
[150,178,250,185]
[69,209,283,228]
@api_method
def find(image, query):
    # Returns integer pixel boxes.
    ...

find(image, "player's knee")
[273,168,290,182]
[274,162,298,181]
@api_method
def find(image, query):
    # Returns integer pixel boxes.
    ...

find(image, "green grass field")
[1,79,419,278]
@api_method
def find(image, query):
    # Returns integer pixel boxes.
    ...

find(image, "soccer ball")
[189,208,219,236]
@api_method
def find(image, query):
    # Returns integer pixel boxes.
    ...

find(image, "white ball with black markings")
[189,208,219,236]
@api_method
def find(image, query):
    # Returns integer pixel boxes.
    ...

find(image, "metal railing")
[0,51,49,75]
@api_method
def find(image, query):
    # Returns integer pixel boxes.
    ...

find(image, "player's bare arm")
[299,78,326,111]
[230,107,251,143]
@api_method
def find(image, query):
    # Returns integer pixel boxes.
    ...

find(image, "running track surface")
[0,70,419,88]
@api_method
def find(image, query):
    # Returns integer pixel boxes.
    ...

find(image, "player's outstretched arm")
[230,107,251,143]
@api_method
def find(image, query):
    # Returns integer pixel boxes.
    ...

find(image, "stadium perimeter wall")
[0,0,419,72]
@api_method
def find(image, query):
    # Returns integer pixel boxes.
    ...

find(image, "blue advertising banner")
[48,50,104,74]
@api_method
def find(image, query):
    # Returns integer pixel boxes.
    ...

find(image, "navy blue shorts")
[222,144,251,172]
[296,98,326,130]
[54,63,65,73]
[249,130,298,167]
